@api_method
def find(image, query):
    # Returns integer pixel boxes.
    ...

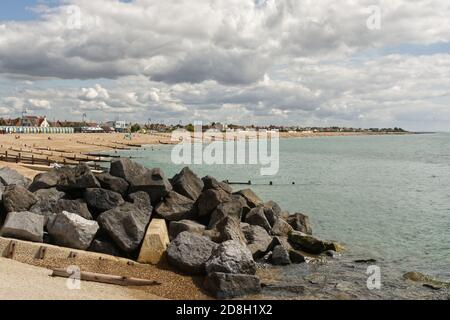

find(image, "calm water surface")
[115,133,450,298]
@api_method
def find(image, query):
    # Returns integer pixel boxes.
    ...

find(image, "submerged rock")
[205,272,261,299]
[166,232,217,275]
[171,167,204,201]
[47,211,99,250]
[0,211,45,242]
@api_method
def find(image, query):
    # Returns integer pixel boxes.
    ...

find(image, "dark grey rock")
[205,240,256,275]
[47,211,99,250]
[97,203,151,253]
[202,175,233,193]
[171,167,204,201]
[271,218,293,236]
[127,191,152,214]
[28,170,60,192]
[0,167,31,187]
[242,224,273,259]
[84,188,124,213]
[29,188,65,214]
[169,220,206,240]
[195,188,232,218]
[208,201,243,229]
[56,164,100,191]
[271,245,291,265]
[2,185,37,213]
[263,201,282,227]
[109,159,172,205]
[0,211,45,242]
[205,272,261,299]
[88,238,123,257]
[96,172,129,195]
[286,213,313,235]
[233,189,263,208]
[214,215,247,245]
[154,191,194,221]
[56,198,93,220]
[245,206,271,232]
[166,232,217,275]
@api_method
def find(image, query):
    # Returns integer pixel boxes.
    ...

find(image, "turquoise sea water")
[115,133,450,293]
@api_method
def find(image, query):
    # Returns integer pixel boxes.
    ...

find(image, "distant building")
[21,116,50,127]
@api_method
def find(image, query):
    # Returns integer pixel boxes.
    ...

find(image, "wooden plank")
[51,268,161,287]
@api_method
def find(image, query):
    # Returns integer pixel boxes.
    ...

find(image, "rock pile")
[0,160,343,299]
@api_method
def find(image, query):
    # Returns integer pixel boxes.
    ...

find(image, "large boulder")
[56,164,100,191]
[154,191,195,221]
[169,220,206,240]
[127,191,153,214]
[208,200,243,229]
[269,236,304,263]
[286,213,313,234]
[205,240,256,275]
[28,170,59,192]
[171,167,204,201]
[245,206,272,232]
[271,218,294,237]
[205,272,261,299]
[47,211,99,250]
[288,231,328,254]
[166,232,217,275]
[263,201,282,227]
[88,238,123,257]
[84,188,124,213]
[242,224,273,259]
[109,159,172,205]
[214,216,246,245]
[138,219,170,265]
[97,203,151,253]
[271,245,291,265]
[233,189,263,208]
[195,188,232,218]
[0,167,31,187]
[0,211,45,242]
[56,198,93,220]
[96,172,129,195]
[202,176,233,193]
[2,185,37,213]
[29,188,65,214]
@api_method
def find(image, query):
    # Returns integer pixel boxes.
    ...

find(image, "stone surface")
[195,188,232,218]
[208,201,243,229]
[127,191,153,214]
[0,211,45,242]
[47,211,99,250]
[234,189,263,208]
[56,198,93,220]
[154,191,195,221]
[84,188,124,213]
[0,167,31,187]
[205,240,256,275]
[166,232,217,275]
[263,201,282,227]
[2,185,37,213]
[271,218,294,236]
[56,164,100,190]
[286,213,313,235]
[244,206,272,232]
[271,245,291,265]
[96,172,129,195]
[202,175,233,193]
[88,238,122,257]
[214,215,247,245]
[289,231,328,254]
[169,220,206,240]
[29,188,65,214]
[242,224,273,259]
[97,203,151,253]
[205,272,261,299]
[110,159,172,205]
[138,218,170,264]
[28,170,59,192]
[171,167,204,201]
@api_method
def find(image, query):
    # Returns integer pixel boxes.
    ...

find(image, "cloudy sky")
[0,0,449,131]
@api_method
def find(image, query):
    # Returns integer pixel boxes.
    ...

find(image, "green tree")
[130,123,141,133]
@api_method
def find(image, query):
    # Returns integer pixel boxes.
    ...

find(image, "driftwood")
[51,268,161,287]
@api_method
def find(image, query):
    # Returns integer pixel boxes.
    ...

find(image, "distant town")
[0,115,408,134]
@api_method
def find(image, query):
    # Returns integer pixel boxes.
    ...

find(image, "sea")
[113,133,450,299]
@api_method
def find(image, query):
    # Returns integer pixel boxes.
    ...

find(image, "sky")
[0,0,449,131]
